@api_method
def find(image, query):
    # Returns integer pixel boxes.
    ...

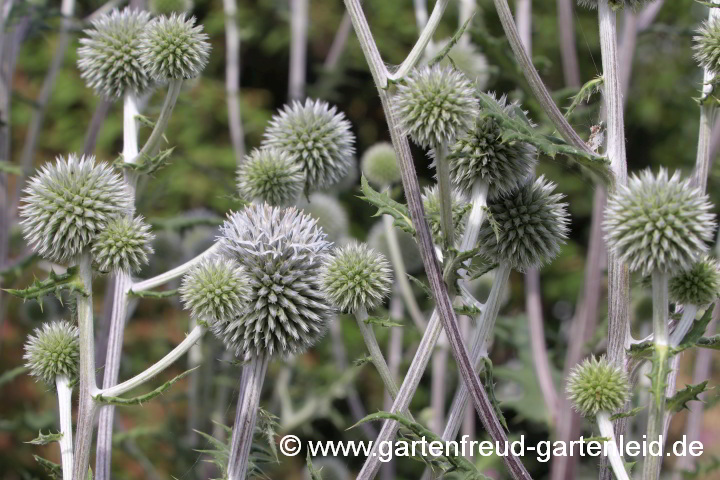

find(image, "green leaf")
[454,304,483,317]
[629,340,654,359]
[407,273,432,300]
[697,335,720,350]
[353,354,373,367]
[648,344,670,411]
[94,367,198,405]
[26,430,63,445]
[667,382,709,413]
[358,176,415,235]
[610,405,645,421]
[306,452,324,480]
[33,455,62,479]
[0,253,39,283]
[427,13,476,68]
[4,266,87,308]
[675,307,715,354]
[0,160,22,175]
[128,288,179,299]
[564,76,604,119]
[117,146,175,175]
[364,316,404,328]
[479,357,508,431]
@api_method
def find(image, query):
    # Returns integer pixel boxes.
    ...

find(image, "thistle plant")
[424,38,490,90]
[361,142,401,188]
[236,148,305,206]
[421,185,467,246]
[180,257,252,323]
[91,215,155,273]
[694,17,720,77]
[668,257,720,345]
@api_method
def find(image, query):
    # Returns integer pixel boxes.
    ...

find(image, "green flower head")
[24,321,80,384]
[567,356,630,416]
[361,142,401,188]
[92,215,154,273]
[237,148,305,206]
[180,257,252,323]
[669,257,720,307]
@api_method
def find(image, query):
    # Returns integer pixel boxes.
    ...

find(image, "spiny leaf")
[128,288,179,299]
[407,273,432,300]
[676,307,715,354]
[364,316,404,328]
[306,452,324,480]
[4,266,86,308]
[629,340,654,359]
[359,176,415,235]
[454,304,483,317]
[353,354,373,367]
[697,335,720,350]
[667,382,709,413]
[583,436,611,443]
[117,146,175,175]
[94,367,198,405]
[610,405,645,421]
[428,12,476,68]
[648,344,670,411]
[564,76,604,119]
[479,357,508,431]
[33,455,61,479]
[26,430,63,445]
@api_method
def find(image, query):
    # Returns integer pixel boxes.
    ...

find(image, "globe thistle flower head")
[669,257,720,307]
[448,95,537,199]
[694,17,720,76]
[424,39,490,90]
[361,142,401,188]
[217,204,333,359]
[138,13,210,81]
[20,154,131,263]
[394,64,478,149]
[180,257,252,323]
[577,0,652,10]
[299,193,350,243]
[237,148,305,206]
[262,99,355,190]
[77,8,152,99]
[567,356,630,416]
[92,215,154,273]
[150,0,194,15]
[367,221,424,273]
[321,243,393,313]
[604,169,716,276]
[477,176,569,272]
[23,321,80,384]
[422,185,468,245]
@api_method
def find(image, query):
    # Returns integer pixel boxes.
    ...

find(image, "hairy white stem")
[186,316,203,446]
[555,0,580,87]
[413,0,429,31]
[652,271,669,347]
[227,353,269,480]
[131,243,221,292]
[515,0,531,54]
[596,412,630,480]
[669,304,699,347]
[289,0,308,100]
[223,0,246,163]
[56,375,74,480]
[459,180,488,252]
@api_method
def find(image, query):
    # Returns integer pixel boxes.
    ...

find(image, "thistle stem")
[669,304,699,347]
[288,0,308,100]
[596,411,630,480]
[433,143,455,251]
[652,271,669,347]
[130,243,221,292]
[56,374,74,480]
[227,353,269,480]
[459,180,488,252]
[223,0,246,163]
[133,78,183,163]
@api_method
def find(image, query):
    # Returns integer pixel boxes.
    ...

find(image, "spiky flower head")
[23,321,80,384]
[262,99,355,190]
[448,95,537,199]
[367,221,424,273]
[237,148,305,206]
[694,17,720,76]
[217,204,333,359]
[91,215,154,273]
[394,65,478,149]
[150,0,193,15]
[567,356,630,416]
[321,243,393,313]
[20,154,131,263]
[299,193,349,243]
[477,176,569,272]
[669,257,720,307]
[424,39,490,90]
[77,8,152,99]
[180,257,252,322]
[361,142,401,188]
[422,185,468,245]
[138,13,210,81]
[604,169,715,276]
[577,0,652,10]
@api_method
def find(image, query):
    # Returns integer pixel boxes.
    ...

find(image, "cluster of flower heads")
[78,7,210,99]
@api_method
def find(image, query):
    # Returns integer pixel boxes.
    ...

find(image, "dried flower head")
[24,321,80,384]
[669,257,720,307]
[262,99,355,190]
[422,185,468,245]
[180,257,252,322]
[77,8,152,99]
[20,154,131,263]
[92,215,154,273]
[577,0,652,10]
[477,176,569,271]
[394,65,478,149]
[367,221,424,273]
[424,39,490,90]
[448,95,537,199]
[567,356,630,416]
[321,243,393,313]
[138,13,210,81]
[299,193,349,243]
[694,17,720,76]
[361,142,401,188]
[150,0,193,15]
[217,204,333,359]
[237,148,305,206]
[604,169,715,276]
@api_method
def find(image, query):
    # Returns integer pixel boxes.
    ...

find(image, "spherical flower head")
[361,142,401,188]
[367,221,424,273]
[150,0,193,15]
[180,257,252,323]
[424,39,490,90]
[694,17,720,76]
[321,243,393,313]
[138,13,210,81]
[394,65,478,149]
[669,257,720,307]
[237,148,305,206]
[448,95,537,199]
[20,154,131,263]
[422,185,468,245]
[577,0,652,10]
[23,321,80,384]
[262,99,356,190]
[604,169,716,276]
[477,176,569,272]
[77,8,152,99]
[217,204,333,359]
[299,193,350,243]
[91,215,154,273]
[567,356,630,416]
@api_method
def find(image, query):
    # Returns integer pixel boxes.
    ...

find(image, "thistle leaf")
[26,430,63,445]
[676,307,715,354]
[479,357,508,431]
[610,405,645,421]
[364,316,404,328]
[648,345,671,411]
[667,381,709,413]
[4,266,87,307]
[697,335,720,350]
[306,452,324,480]
[118,146,175,175]
[33,455,62,479]
[128,288,179,299]
[359,176,415,235]
[94,367,198,405]
[428,13,476,68]
[564,76,604,119]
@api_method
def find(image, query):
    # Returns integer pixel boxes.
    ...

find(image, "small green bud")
[567,356,630,416]
[669,257,720,307]
[24,321,80,385]
[180,257,252,323]
[92,215,155,273]
[361,142,401,188]
[237,148,305,206]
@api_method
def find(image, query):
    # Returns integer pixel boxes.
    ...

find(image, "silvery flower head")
[694,17,720,76]
[577,0,652,10]
[477,176,569,272]
[20,154,131,263]
[448,95,537,199]
[567,356,630,416]
[91,215,154,273]
[394,64,478,149]
[150,0,194,15]
[321,243,393,313]
[23,321,80,384]
[604,169,716,276]
[669,257,720,307]
[217,204,333,359]
[424,39,490,90]
[422,185,468,245]
[180,257,252,323]
[77,8,152,99]
[299,193,349,243]
[367,221,424,273]
[262,99,356,190]
[138,13,210,81]
[361,142,401,188]
[237,148,305,206]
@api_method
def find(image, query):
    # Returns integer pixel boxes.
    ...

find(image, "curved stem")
[133,79,183,163]
[669,304,699,347]
[459,180,488,252]
[56,374,74,480]
[433,143,454,250]
[288,0,308,100]
[596,411,630,480]
[130,243,221,292]
[223,0,246,163]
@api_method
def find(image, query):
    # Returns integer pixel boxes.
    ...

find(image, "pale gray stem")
[56,375,74,480]
[133,79,183,163]
[618,11,637,99]
[385,292,404,410]
[227,353,269,480]
[669,305,699,347]
[223,0,246,163]
[433,143,454,250]
[555,0,581,87]
[459,180,488,253]
[515,0,531,54]
[413,0,429,31]
[324,12,353,70]
[596,412,630,480]
[186,316,203,446]
[131,243,221,292]
[288,0,308,100]
[430,332,448,434]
